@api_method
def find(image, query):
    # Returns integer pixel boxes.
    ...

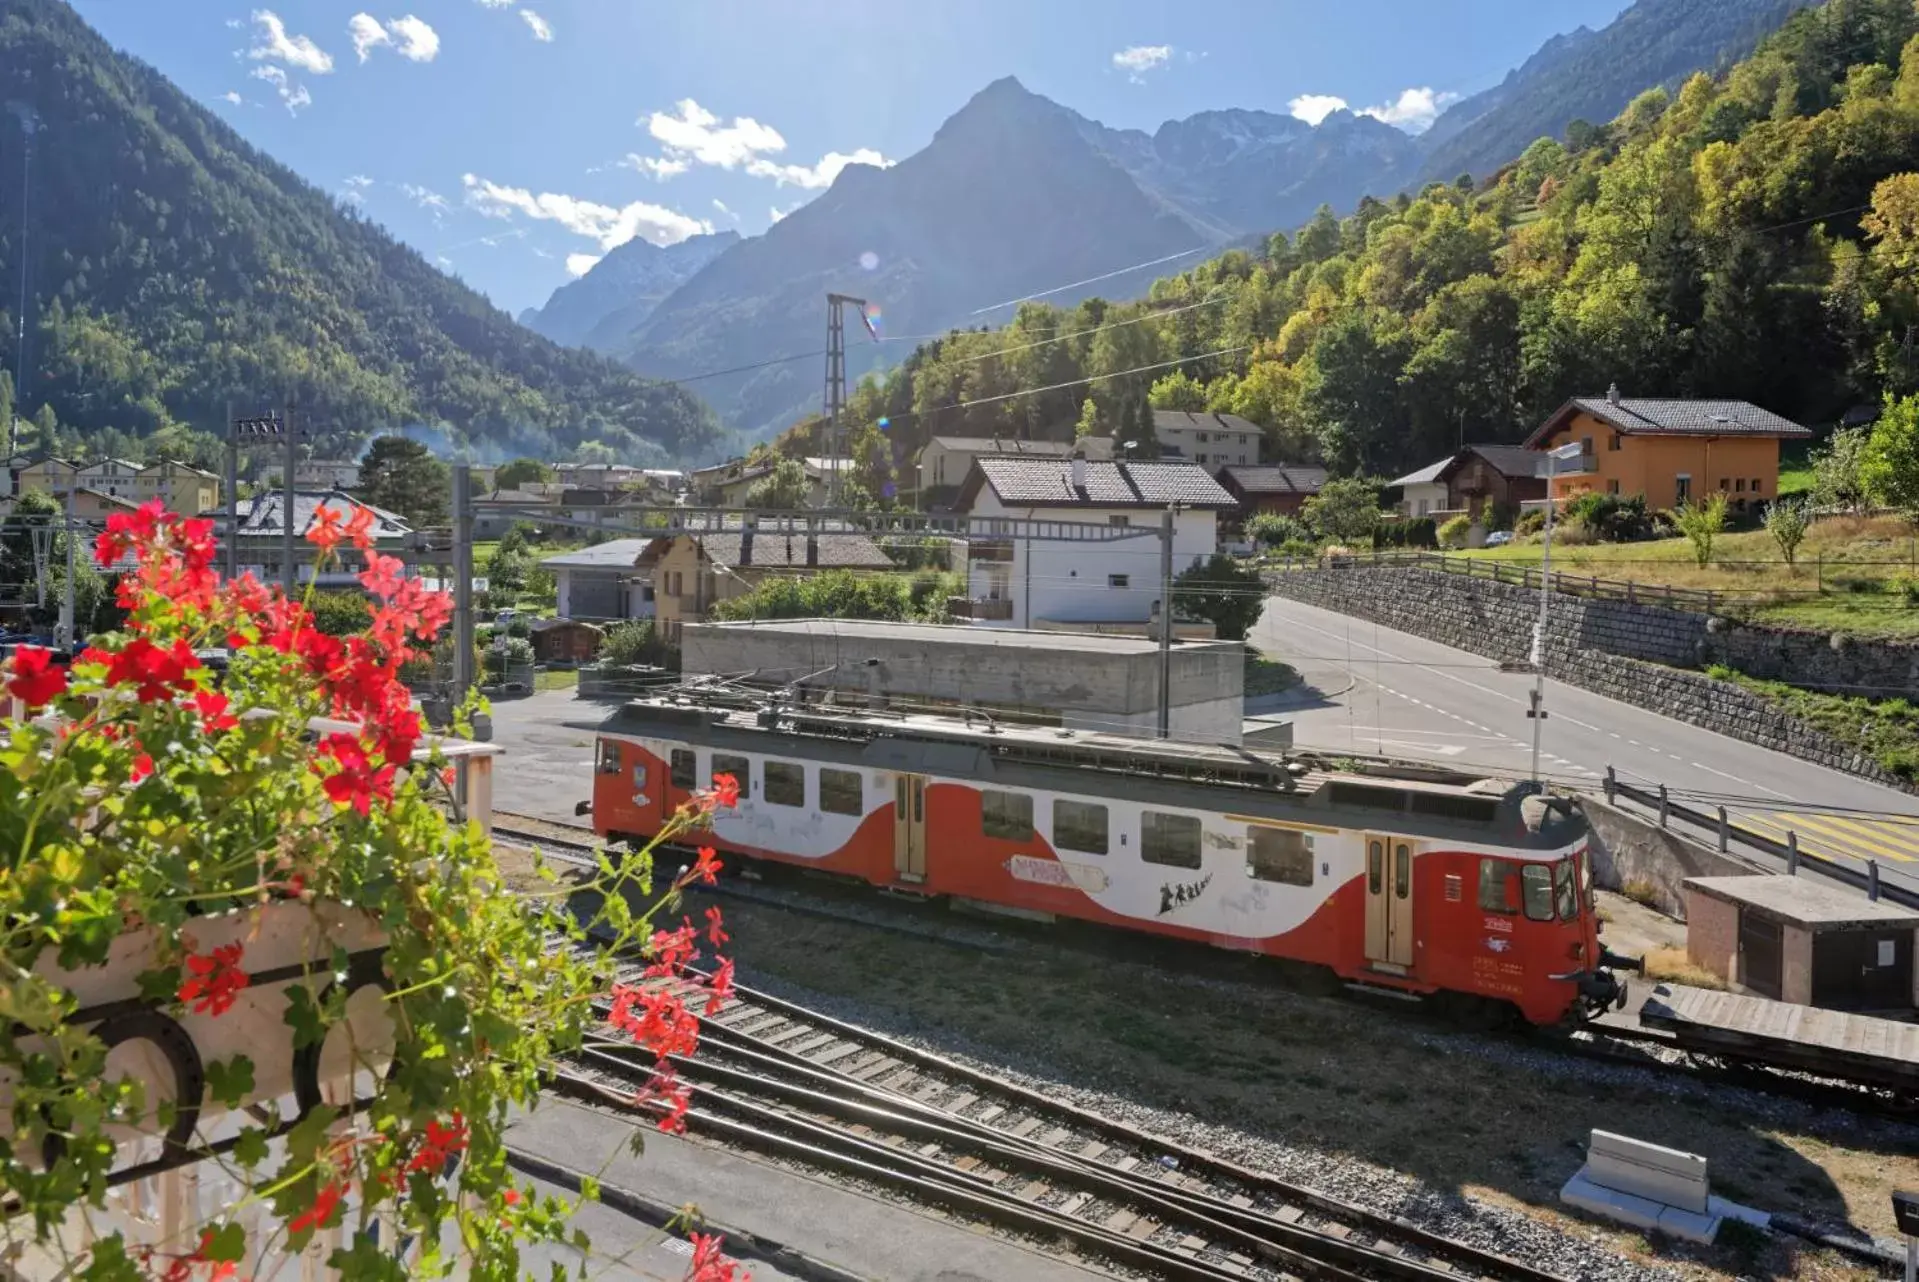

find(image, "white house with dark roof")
[1151,411,1260,473]
[953,457,1235,631]
[916,435,1112,495]
[542,539,657,622]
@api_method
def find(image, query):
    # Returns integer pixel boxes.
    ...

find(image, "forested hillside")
[0,0,720,465]
[818,0,1919,490]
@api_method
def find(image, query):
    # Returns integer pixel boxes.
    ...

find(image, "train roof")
[599,692,1586,852]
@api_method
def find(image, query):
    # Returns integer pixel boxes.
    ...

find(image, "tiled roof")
[1389,459,1450,487]
[1529,397,1813,445]
[1151,410,1260,436]
[480,488,554,505]
[541,538,652,569]
[697,530,895,569]
[1452,444,1544,480]
[219,490,411,540]
[1221,465,1328,496]
[967,458,1236,509]
[926,436,1076,457]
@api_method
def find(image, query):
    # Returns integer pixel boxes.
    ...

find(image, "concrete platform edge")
[504,1146,868,1282]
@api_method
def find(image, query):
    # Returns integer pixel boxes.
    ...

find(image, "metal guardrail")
[1603,768,1917,911]
[1262,548,1894,614]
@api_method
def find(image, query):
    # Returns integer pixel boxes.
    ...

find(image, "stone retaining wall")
[1266,564,1914,792]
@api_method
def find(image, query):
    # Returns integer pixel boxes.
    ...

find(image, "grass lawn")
[1244,646,1301,697]
[1460,515,1919,637]
[534,667,580,693]
[1706,663,1919,782]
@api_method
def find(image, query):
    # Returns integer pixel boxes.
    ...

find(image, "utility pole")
[7,102,40,457]
[230,412,286,587]
[451,463,475,716]
[824,292,870,508]
[1528,442,1584,784]
[222,398,237,581]
[57,462,75,650]
[1157,505,1176,740]
[281,404,299,595]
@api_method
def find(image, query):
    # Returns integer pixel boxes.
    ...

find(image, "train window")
[1328,782,1408,813]
[1141,812,1202,869]
[1553,860,1578,922]
[1478,858,1515,914]
[981,791,1034,841]
[1409,793,1500,824]
[820,768,863,816]
[764,761,805,808]
[1394,842,1411,900]
[596,740,621,774]
[670,750,697,790]
[712,753,751,798]
[1248,828,1312,886]
[1521,865,1555,921]
[1053,800,1108,854]
[1369,841,1384,895]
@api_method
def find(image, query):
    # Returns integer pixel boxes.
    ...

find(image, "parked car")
[1484,530,1514,547]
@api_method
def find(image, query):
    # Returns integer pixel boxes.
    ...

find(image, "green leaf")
[283,983,328,1049]
[201,1222,246,1263]
[205,1055,255,1109]
[285,1104,338,1163]
[77,1233,142,1282]
[135,965,183,1004]
[577,1174,600,1204]
[232,1127,270,1168]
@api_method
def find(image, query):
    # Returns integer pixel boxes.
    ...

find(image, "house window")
[1109,515,1130,527]
[1195,431,1208,443]
[1607,480,1620,495]
[1723,478,1733,492]
[1416,499,1430,516]
[1108,574,1130,589]
[1674,475,1691,503]
[1196,453,1208,464]
[1752,477,1763,493]
[1608,434,1621,451]
[1581,436,1593,456]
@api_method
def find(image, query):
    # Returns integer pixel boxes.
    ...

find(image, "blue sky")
[71,1,1628,317]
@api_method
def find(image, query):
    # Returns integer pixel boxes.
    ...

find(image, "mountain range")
[517,231,739,349]
[530,0,1809,440]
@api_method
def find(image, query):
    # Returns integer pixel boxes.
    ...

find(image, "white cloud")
[1288,94,1348,125]
[344,174,374,188]
[520,9,552,41]
[251,64,312,114]
[632,98,889,192]
[401,182,450,212]
[645,99,785,169]
[248,10,334,74]
[1357,86,1459,134]
[627,154,690,180]
[351,14,438,63]
[461,173,713,250]
[348,14,389,61]
[1111,44,1172,83]
[712,198,739,222]
[746,148,890,190]
[221,91,243,105]
[769,204,797,224]
[566,253,602,277]
[474,0,511,7]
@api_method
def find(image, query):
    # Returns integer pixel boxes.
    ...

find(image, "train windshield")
[1554,859,1578,922]
[1520,865,1554,920]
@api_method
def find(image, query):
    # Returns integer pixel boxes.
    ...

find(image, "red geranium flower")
[104,637,200,703]
[192,689,240,732]
[690,846,722,886]
[5,645,67,708]
[704,905,729,948]
[287,1180,345,1236]
[178,943,249,1016]
[703,958,736,1016]
[704,773,740,811]
[129,752,155,784]
[687,1232,748,1282]
[306,505,346,552]
[314,732,398,817]
[406,1113,470,1175]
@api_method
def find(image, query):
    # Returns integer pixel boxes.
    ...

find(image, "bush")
[1436,515,1472,550]
[1674,492,1729,567]
[484,635,535,676]
[1374,516,1437,548]
[505,617,532,639]
[1564,492,1651,542]
[1514,509,1545,537]
[603,619,672,667]
[1246,512,1308,548]
[1172,554,1266,640]
[1484,500,1516,532]
[310,589,372,636]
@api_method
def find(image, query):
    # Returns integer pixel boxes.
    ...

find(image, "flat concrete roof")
[692,618,1242,656]
[1685,875,1919,928]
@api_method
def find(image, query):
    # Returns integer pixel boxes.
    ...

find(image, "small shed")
[530,618,604,665]
[1684,875,1918,1013]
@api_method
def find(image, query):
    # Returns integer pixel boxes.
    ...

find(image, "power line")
[968,247,1213,316]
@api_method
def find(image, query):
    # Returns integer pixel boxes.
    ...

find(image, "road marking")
[1681,759,1793,799]
[1774,810,1919,864]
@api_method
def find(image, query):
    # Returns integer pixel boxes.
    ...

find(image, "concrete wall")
[682,622,1246,744]
[1265,563,1915,790]
[1583,798,1762,920]
[1686,891,1738,981]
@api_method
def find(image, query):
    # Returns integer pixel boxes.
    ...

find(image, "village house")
[1526,387,1813,513]
[953,456,1233,633]
[541,539,658,623]
[1151,411,1261,474]
[915,436,1110,499]
[1218,464,1328,518]
[130,460,222,515]
[638,527,896,643]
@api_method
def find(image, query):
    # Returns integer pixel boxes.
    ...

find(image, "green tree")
[494,458,553,490]
[309,590,372,636]
[1762,497,1812,565]
[1301,477,1383,544]
[1674,492,1729,567]
[1073,397,1102,440]
[1812,426,1872,512]
[1149,369,1207,411]
[0,370,12,444]
[1172,554,1265,640]
[1114,392,1158,459]
[1863,393,1919,514]
[32,403,57,445]
[358,436,450,528]
[744,457,812,509]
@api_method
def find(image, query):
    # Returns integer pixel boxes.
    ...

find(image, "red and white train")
[583,694,1631,1027]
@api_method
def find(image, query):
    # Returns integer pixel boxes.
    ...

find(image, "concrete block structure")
[682,618,1247,745]
[1684,875,1918,1011]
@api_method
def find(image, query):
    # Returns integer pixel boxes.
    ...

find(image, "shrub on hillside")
[1437,515,1472,550]
[1565,492,1652,542]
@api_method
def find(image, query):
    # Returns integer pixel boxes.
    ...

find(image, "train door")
[893,774,927,883]
[1363,833,1415,971]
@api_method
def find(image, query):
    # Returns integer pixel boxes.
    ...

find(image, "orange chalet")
[1524,386,1813,513]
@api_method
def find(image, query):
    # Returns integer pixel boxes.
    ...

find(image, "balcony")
[967,539,1015,563]
[948,596,1014,621]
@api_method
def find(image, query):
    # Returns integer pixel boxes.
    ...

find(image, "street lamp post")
[1528,441,1586,785]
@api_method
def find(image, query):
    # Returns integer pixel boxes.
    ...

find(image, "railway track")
[553,946,1566,1282]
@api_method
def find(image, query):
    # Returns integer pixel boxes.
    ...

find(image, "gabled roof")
[542,538,651,570]
[1151,410,1260,436]
[636,529,895,571]
[1388,458,1450,487]
[1527,396,1813,446]
[958,458,1236,510]
[1220,464,1328,497]
[1441,444,1545,482]
[138,460,220,479]
[925,436,1077,458]
[481,487,555,505]
[217,490,411,540]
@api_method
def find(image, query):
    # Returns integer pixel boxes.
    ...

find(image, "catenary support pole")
[1529,447,1566,785]
[1158,505,1175,740]
[223,400,237,582]
[452,464,475,715]
[281,406,297,595]
[59,464,75,649]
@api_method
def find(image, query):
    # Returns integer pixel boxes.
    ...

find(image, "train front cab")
[1419,843,1623,1026]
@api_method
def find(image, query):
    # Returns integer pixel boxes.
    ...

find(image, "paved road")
[1250,598,1919,892]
